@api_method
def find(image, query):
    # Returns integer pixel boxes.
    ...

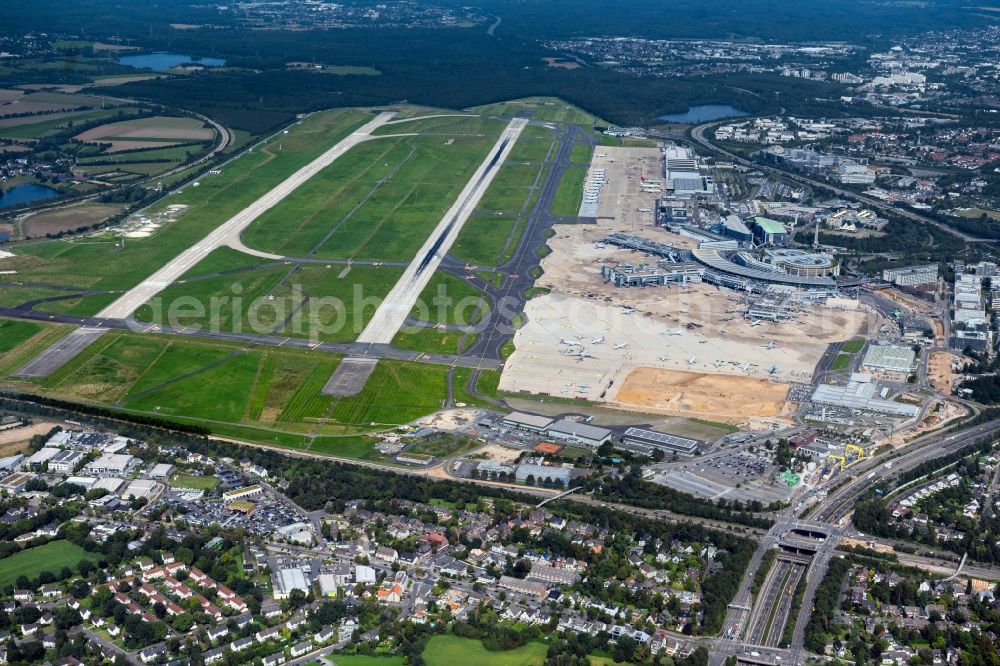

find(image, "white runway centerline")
[356,117,528,344]
[96,111,396,320]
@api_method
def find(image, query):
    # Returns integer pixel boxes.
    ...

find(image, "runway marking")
[95,111,396,320]
[356,117,528,345]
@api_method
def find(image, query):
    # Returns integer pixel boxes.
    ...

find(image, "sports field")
[0,540,99,589]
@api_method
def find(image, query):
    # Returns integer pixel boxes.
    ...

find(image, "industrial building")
[23,447,61,470]
[514,464,571,486]
[546,420,612,448]
[274,567,310,599]
[48,449,85,474]
[952,273,989,351]
[83,453,138,477]
[811,373,919,418]
[882,265,938,288]
[620,428,699,457]
[861,344,916,381]
[663,145,715,195]
[502,412,554,433]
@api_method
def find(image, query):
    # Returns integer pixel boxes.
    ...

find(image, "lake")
[0,183,61,209]
[118,52,226,72]
[657,105,749,124]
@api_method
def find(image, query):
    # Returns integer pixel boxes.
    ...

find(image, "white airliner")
[614,342,627,349]
[592,336,605,344]
[559,337,582,345]
[621,306,637,314]
[658,355,669,362]
[763,340,778,350]
[687,356,697,365]
[663,329,683,336]
[713,359,724,368]
[750,320,762,327]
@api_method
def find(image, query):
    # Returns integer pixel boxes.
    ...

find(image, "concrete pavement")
[96,111,396,320]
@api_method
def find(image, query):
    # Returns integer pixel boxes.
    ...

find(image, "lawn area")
[241,128,502,262]
[331,656,405,666]
[451,214,523,267]
[841,339,865,354]
[422,636,547,666]
[409,434,480,458]
[471,97,603,126]
[0,320,43,353]
[550,166,586,217]
[831,353,853,371]
[170,474,218,490]
[0,540,98,588]
[569,143,593,164]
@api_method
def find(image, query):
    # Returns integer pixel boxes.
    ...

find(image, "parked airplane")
[768,365,778,375]
[591,336,605,344]
[713,359,724,368]
[658,355,669,362]
[750,320,762,327]
[663,329,683,336]
[614,342,627,349]
[687,356,697,365]
[741,362,754,373]
[621,306,637,314]
[559,337,582,346]
[762,340,778,350]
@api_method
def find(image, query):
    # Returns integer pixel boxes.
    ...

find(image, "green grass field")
[550,166,586,217]
[831,353,852,371]
[331,656,405,666]
[471,97,603,126]
[0,330,454,449]
[170,474,218,490]
[0,540,98,588]
[1,108,372,313]
[0,320,43,353]
[241,128,502,261]
[423,636,547,666]
[569,143,593,164]
[841,339,865,354]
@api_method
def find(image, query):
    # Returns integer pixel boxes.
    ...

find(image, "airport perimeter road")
[95,111,396,320]
[357,117,528,344]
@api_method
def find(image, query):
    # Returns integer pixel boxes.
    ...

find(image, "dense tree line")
[578,468,775,529]
[803,556,852,653]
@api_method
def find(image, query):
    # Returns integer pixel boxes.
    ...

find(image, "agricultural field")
[0,108,372,312]
[0,540,99,589]
[18,201,126,240]
[74,115,215,152]
[241,124,503,261]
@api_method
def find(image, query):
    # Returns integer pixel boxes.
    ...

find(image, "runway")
[356,117,528,344]
[95,111,396,320]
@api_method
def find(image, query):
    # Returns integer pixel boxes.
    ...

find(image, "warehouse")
[23,447,61,470]
[502,412,554,433]
[861,344,916,382]
[514,464,571,486]
[882,265,938,287]
[48,449,86,474]
[620,428,700,457]
[546,420,612,448]
[811,373,919,418]
[84,453,138,477]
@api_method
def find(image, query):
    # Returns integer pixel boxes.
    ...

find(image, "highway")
[95,111,396,320]
[357,117,527,344]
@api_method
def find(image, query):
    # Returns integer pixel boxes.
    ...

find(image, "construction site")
[499,145,872,427]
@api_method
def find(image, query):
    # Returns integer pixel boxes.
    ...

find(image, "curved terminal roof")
[692,248,837,287]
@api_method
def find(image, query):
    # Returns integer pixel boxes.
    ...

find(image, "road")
[357,117,528,344]
[688,120,997,245]
[95,111,396,320]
